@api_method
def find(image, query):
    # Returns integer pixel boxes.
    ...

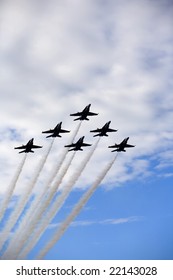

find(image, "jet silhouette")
[70,104,98,121]
[108,137,135,152]
[64,136,92,151]
[14,138,42,153]
[42,122,70,138]
[90,121,117,137]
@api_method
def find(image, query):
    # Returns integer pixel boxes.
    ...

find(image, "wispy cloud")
[99,216,142,225]
[48,216,142,230]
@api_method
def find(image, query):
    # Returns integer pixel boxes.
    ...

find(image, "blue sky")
[28,166,173,260]
[0,0,173,260]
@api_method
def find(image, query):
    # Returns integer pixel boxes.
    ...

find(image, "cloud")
[159,173,173,178]
[47,216,143,229]
[99,216,142,225]
[0,0,173,194]
[72,216,141,226]
[48,216,142,230]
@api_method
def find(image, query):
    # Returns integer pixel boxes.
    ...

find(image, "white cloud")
[0,0,173,194]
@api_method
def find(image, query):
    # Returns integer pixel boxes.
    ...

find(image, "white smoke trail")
[4,151,76,259]
[0,154,27,222]
[4,122,82,259]
[36,154,118,260]
[17,138,100,259]
[44,122,82,188]
[2,140,55,258]
[8,122,82,251]
[0,140,54,252]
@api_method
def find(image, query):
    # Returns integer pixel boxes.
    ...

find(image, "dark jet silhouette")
[42,122,70,138]
[14,138,42,153]
[70,104,98,121]
[108,137,135,152]
[64,136,92,151]
[90,121,117,137]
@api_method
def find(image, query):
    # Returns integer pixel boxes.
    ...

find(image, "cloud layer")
[0,0,173,194]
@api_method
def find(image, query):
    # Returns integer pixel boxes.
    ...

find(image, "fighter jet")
[14,138,42,153]
[42,122,70,138]
[108,137,135,152]
[70,104,98,121]
[64,136,92,151]
[90,121,117,137]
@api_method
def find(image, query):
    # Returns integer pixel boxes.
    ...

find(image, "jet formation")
[14,104,135,153]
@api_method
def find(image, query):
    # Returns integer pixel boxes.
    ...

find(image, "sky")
[0,0,173,260]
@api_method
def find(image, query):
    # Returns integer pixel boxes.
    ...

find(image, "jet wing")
[14,145,27,149]
[60,129,70,133]
[64,143,76,148]
[107,128,118,132]
[81,143,92,147]
[87,112,98,116]
[125,144,135,148]
[32,145,42,149]
[42,129,54,134]
[108,144,118,148]
[90,129,101,133]
[70,112,81,116]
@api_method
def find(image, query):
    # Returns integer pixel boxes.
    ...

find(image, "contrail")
[36,154,118,260]
[4,122,82,259]
[17,138,100,259]
[4,151,76,259]
[10,122,82,248]
[44,122,82,187]
[0,154,27,222]
[0,139,54,253]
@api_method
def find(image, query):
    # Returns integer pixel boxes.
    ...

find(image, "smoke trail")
[3,123,82,259]
[17,138,100,259]
[4,151,76,259]
[0,140,54,252]
[14,123,81,232]
[45,122,82,187]
[36,154,118,260]
[3,121,82,258]
[0,154,27,222]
